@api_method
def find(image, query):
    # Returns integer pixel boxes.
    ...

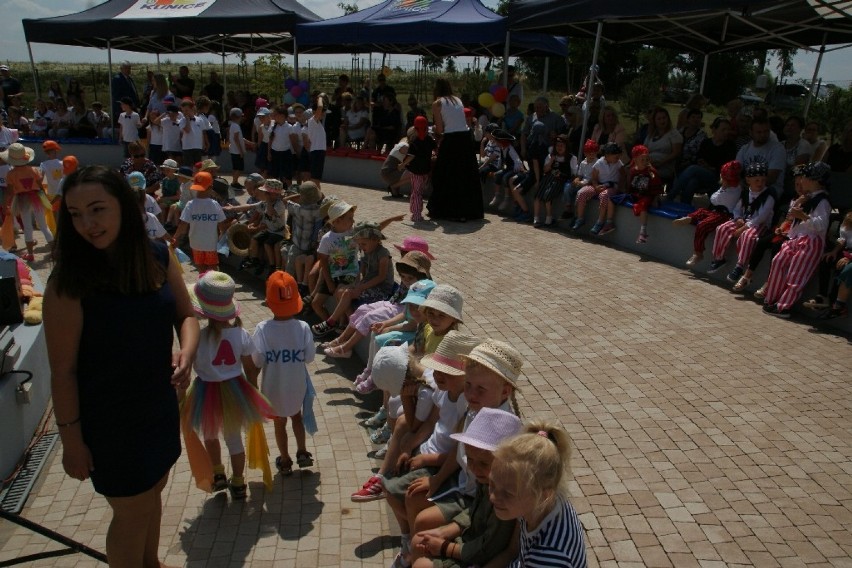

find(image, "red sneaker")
[351,475,385,502]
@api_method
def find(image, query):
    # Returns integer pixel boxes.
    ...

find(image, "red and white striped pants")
[409,173,428,222]
[711,221,763,266]
[764,235,823,310]
[688,208,730,253]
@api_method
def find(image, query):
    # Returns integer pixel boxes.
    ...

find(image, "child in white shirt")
[117,97,141,157]
[172,171,227,273]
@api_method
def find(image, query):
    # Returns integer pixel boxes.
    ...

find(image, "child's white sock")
[640,224,647,233]
[545,216,553,224]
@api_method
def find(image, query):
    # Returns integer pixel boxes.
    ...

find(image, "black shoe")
[560,210,573,220]
[763,304,791,318]
[707,259,726,274]
[726,265,744,283]
[229,481,247,500]
[212,473,228,492]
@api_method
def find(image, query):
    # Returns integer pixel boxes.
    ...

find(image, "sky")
[2,0,851,86]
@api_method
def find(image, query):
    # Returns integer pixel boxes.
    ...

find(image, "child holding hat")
[251,271,317,475]
[172,171,227,273]
[2,143,53,260]
[411,407,522,568]
[183,271,274,499]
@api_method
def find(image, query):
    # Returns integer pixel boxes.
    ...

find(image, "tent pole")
[156,54,161,73]
[503,32,510,87]
[803,32,827,119]
[699,54,709,95]
[294,37,300,81]
[578,20,603,157]
[107,40,115,140]
[26,41,40,100]
[543,57,549,93]
[221,51,227,100]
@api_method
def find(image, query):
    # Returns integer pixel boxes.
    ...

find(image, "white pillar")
[577,20,603,156]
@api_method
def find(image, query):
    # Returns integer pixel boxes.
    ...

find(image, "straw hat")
[226,223,252,257]
[199,159,220,172]
[190,271,240,321]
[396,251,432,279]
[419,284,463,322]
[450,407,522,451]
[372,343,410,396]
[0,143,35,166]
[190,171,213,192]
[421,330,480,376]
[298,181,321,205]
[327,201,356,222]
[393,235,435,260]
[266,270,302,318]
[460,339,524,388]
[352,221,385,240]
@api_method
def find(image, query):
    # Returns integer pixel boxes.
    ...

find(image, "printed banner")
[115,0,214,19]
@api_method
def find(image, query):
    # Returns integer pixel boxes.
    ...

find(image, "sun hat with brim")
[352,221,385,240]
[419,284,463,322]
[319,197,340,218]
[400,279,435,306]
[393,235,435,260]
[190,271,240,322]
[421,330,480,376]
[450,407,523,451]
[396,251,432,279]
[199,159,220,171]
[177,166,194,179]
[257,107,272,117]
[190,171,213,191]
[161,158,179,170]
[126,171,147,191]
[0,143,35,166]
[460,339,524,389]
[266,270,303,318]
[327,201,356,223]
[372,343,410,396]
[227,223,252,257]
[492,129,516,142]
[298,181,321,205]
[258,179,284,194]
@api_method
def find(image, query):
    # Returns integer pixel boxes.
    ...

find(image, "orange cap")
[265,270,302,318]
[62,156,78,175]
[43,140,62,152]
[190,171,213,191]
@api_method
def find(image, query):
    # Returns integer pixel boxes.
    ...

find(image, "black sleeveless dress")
[76,242,181,497]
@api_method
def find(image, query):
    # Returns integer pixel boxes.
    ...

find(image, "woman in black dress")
[427,78,483,222]
[44,166,199,567]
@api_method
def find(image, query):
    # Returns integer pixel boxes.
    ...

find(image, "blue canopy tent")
[295,0,568,58]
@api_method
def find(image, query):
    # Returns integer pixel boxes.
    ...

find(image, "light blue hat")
[400,279,436,306]
[126,171,147,191]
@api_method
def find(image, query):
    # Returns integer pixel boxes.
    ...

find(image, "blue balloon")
[299,80,309,92]
[489,83,500,95]
[284,77,297,90]
[298,92,309,105]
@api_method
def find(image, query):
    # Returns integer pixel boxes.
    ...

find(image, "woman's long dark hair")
[433,78,453,99]
[51,166,165,298]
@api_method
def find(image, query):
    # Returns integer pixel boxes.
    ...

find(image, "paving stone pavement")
[1,181,851,567]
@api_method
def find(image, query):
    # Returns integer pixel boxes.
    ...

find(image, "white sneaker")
[685,254,702,267]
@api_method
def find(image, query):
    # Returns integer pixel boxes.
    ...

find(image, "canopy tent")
[22,0,320,55]
[295,0,568,58]
[507,0,852,55]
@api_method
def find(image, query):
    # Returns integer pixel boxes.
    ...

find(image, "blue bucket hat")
[400,279,436,306]
[126,171,147,191]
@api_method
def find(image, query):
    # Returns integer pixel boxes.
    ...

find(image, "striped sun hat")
[190,271,240,321]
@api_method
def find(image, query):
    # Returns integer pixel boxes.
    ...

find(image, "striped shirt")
[510,496,587,568]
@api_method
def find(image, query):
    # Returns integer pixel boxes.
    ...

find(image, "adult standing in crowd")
[145,74,171,116]
[202,71,224,105]
[370,74,396,133]
[45,166,199,568]
[825,119,852,173]
[111,62,139,126]
[1,65,22,109]
[427,78,482,222]
[171,66,195,100]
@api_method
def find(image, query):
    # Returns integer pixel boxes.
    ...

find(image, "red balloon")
[493,86,509,103]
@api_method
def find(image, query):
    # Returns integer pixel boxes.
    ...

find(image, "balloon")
[289,85,302,98]
[298,93,309,105]
[493,86,509,103]
[487,70,495,81]
[478,92,495,108]
[283,92,295,104]
[491,102,506,118]
[489,84,500,95]
[299,80,309,92]
[284,77,297,90]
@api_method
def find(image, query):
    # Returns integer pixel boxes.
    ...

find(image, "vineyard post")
[26,41,41,99]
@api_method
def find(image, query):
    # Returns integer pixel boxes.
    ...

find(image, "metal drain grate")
[1,433,58,515]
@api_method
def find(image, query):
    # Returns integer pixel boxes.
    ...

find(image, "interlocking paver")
[1,179,851,566]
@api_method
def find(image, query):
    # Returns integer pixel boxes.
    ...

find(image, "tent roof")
[295,0,568,58]
[22,0,320,54]
[507,0,852,54]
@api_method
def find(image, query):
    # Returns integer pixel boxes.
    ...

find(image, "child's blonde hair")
[492,421,572,519]
[842,211,852,229]
[206,316,243,342]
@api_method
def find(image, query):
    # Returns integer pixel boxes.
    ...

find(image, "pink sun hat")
[393,235,435,260]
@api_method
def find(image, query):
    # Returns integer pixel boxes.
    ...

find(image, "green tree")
[621,77,660,131]
[809,87,852,143]
[445,58,457,74]
[337,2,358,15]
[422,56,444,73]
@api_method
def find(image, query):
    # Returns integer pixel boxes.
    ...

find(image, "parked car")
[739,89,763,106]
[765,83,810,110]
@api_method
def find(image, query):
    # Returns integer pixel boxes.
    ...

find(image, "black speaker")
[0,258,23,326]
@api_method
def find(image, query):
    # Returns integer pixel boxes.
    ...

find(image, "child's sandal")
[276,456,293,476]
[296,451,314,468]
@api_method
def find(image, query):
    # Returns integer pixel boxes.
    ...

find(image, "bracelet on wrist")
[57,416,80,428]
[440,539,450,557]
